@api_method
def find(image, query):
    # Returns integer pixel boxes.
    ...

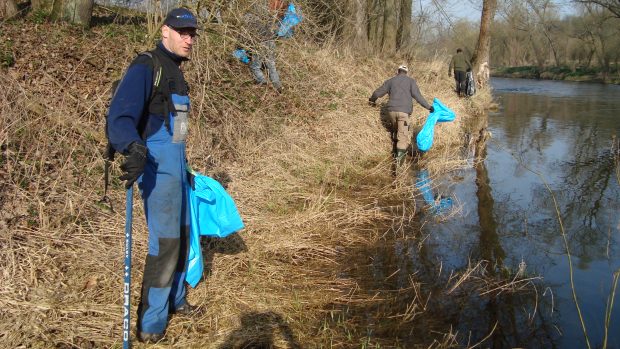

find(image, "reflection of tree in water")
[218,311,301,349]
[526,128,618,266]
[448,122,557,348]
[492,91,619,266]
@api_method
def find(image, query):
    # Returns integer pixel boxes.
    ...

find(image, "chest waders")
[135,49,192,337]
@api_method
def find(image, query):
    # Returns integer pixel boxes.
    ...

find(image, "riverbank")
[493,65,620,85]
[0,14,493,347]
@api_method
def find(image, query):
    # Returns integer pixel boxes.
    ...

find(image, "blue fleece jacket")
[107,42,185,154]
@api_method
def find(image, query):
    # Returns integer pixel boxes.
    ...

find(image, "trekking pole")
[123,185,134,349]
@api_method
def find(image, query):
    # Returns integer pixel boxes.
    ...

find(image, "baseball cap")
[164,8,199,29]
[398,65,408,72]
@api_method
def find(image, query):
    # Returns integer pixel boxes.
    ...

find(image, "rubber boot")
[394,149,407,167]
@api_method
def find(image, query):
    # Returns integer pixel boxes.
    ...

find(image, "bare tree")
[31,0,53,13]
[525,0,563,66]
[51,0,94,26]
[397,0,412,50]
[471,0,498,84]
[574,0,620,18]
[367,0,385,51]
[30,0,93,26]
[345,0,368,49]
[1,0,18,19]
[382,0,397,52]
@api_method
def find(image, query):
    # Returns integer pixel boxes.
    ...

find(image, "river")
[334,78,620,348]
[429,78,619,348]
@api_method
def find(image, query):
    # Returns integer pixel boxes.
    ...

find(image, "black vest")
[137,46,189,139]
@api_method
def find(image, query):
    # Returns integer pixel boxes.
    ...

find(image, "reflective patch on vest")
[171,94,190,143]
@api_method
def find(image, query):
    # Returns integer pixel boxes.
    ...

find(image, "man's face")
[162,25,197,58]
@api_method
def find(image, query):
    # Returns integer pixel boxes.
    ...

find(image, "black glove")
[212,170,232,189]
[119,142,147,189]
[429,106,435,113]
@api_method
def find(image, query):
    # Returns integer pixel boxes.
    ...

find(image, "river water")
[427,78,619,348]
[335,78,620,348]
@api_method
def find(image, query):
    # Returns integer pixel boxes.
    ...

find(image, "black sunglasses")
[171,27,198,39]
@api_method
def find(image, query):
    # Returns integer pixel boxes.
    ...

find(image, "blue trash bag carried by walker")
[186,173,245,288]
[277,3,302,38]
[414,169,453,215]
[416,98,456,152]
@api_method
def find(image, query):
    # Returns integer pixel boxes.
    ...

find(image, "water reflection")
[414,169,453,215]
[457,78,619,348]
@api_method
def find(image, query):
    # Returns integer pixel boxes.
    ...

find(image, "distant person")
[449,48,472,97]
[107,7,199,343]
[244,0,288,93]
[369,65,434,165]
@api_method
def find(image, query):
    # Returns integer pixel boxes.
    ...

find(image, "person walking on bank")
[449,48,472,97]
[244,0,288,92]
[369,65,434,166]
[107,7,199,343]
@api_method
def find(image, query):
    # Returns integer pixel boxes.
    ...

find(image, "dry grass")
[0,12,498,348]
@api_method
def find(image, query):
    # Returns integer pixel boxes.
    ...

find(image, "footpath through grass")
[0,13,494,348]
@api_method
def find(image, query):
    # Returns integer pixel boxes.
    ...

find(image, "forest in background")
[3,0,619,83]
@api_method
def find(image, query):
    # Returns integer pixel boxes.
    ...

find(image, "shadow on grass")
[201,233,247,276]
[217,311,301,349]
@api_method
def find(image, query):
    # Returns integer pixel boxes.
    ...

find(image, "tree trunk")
[51,0,94,27]
[31,0,54,13]
[529,34,547,72]
[1,0,18,19]
[367,0,385,51]
[471,0,498,83]
[382,0,397,52]
[397,0,412,50]
[345,0,368,50]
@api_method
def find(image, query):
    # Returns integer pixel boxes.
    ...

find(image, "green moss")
[30,10,50,24]
[0,37,14,68]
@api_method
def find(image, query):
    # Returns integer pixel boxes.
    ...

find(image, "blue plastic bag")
[416,98,455,152]
[190,175,244,238]
[277,3,302,38]
[415,169,453,215]
[186,173,244,288]
[233,48,250,64]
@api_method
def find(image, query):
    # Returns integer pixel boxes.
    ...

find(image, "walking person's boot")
[394,149,407,167]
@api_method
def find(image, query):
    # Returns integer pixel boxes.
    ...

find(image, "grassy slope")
[0,15,491,348]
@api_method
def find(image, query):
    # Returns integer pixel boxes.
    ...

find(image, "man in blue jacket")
[369,65,434,165]
[107,7,199,343]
